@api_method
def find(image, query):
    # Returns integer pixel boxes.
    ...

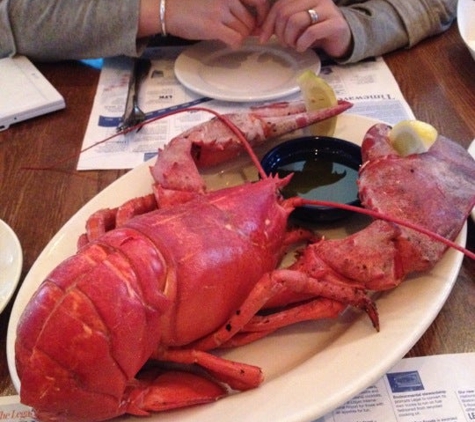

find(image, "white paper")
[2,353,473,421]
[78,49,414,170]
[315,353,475,422]
[0,396,34,421]
[320,58,415,124]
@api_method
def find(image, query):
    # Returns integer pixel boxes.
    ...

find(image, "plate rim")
[468,138,475,221]
[457,0,475,59]
[6,114,464,422]
[174,38,321,102]
[0,219,23,315]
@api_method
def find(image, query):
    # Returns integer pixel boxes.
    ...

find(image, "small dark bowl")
[261,136,362,223]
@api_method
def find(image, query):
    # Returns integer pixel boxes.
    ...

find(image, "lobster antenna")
[295,197,475,261]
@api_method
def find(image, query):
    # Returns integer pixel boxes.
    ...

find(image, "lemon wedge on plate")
[297,70,338,136]
[389,120,438,156]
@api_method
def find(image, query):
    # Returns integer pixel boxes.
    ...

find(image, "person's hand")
[166,0,270,48]
[259,0,352,58]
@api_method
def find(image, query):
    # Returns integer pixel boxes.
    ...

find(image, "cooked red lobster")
[15,100,475,422]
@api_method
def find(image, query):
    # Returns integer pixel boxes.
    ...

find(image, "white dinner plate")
[457,0,475,61]
[174,38,321,102]
[469,139,475,221]
[0,220,22,314]
[7,114,465,422]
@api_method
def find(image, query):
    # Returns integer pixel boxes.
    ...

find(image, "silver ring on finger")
[307,9,319,25]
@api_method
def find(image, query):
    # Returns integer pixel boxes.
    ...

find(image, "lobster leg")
[81,194,159,244]
[220,298,345,348]
[156,349,263,391]
[125,370,227,416]
[78,208,118,247]
[190,267,378,352]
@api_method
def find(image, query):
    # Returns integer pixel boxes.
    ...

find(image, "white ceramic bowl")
[457,0,475,61]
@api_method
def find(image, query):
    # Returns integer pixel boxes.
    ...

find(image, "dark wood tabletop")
[0,23,474,398]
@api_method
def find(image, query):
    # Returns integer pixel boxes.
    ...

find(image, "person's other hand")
[167,0,270,48]
[259,0,352,58]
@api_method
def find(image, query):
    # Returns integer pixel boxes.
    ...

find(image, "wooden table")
[0,23,474,398]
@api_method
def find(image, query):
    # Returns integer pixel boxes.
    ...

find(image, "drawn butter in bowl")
[261,136,362,222]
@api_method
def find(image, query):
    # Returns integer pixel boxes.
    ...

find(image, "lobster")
[14,99,475,422]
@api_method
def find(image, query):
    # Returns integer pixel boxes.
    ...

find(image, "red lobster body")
[16,178,292,422]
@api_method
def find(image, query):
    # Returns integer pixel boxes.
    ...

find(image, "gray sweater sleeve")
[0,0,142,61]
[337,0,457,63]
[0,0,457,63]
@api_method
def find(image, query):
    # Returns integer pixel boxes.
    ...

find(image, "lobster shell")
[15,177,291,422]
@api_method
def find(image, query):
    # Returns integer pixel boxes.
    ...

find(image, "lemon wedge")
[389,120,438,156]
[297,70,338,136]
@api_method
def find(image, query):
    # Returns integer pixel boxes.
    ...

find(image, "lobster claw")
[158,100,353,168]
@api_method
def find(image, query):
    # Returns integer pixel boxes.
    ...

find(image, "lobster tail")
[16,229,171,422]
